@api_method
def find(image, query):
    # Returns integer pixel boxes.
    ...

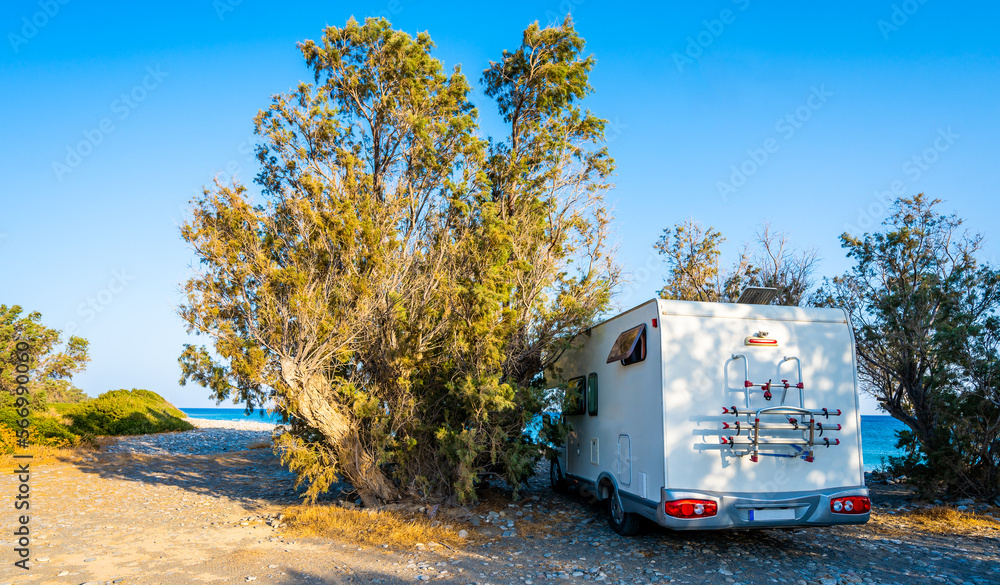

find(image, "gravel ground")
[1,423,998,585]
[101,417,285,455]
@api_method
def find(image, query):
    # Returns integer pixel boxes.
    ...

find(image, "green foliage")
[179,16,616,505]
[655,221,818,305]
[0,388,191,449]
[0,406,79,450]
[824,194,1000,498]
[0,304,90,404]
[62,389,193,436]
[654,220,727,302]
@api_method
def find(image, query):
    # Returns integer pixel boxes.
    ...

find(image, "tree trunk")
[281,359,399,507]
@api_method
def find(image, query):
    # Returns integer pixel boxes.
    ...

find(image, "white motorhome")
[548,295,870,534]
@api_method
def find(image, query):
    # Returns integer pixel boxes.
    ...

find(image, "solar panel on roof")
[736,287,778,305]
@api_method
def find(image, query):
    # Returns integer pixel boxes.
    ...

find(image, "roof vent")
[736,287,778,305]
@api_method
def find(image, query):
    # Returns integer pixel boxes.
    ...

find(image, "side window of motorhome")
[563,376,586,415]
[606,323,646,366]
[587,372,598,415]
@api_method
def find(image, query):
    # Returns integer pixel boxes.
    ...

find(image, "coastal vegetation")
[0,388,193,455]
[178,16,616,506]
[1,303,90,406]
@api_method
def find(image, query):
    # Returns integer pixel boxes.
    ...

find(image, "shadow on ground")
[59,430,355,509]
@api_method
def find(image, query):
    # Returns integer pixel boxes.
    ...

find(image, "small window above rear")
[607,323,647,365]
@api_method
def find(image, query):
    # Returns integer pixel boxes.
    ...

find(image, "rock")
[58,571,69,576]
[246,577,257,582]
[84,557,96,562]
[458,530,469,538]
[502,530,516,537]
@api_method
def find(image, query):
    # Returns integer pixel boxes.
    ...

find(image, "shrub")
[63,389,193,436]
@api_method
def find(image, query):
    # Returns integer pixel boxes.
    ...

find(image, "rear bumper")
[654,486,870,530]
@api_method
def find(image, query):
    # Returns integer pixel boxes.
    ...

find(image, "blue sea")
[180,407,285,423]
[181,409,906,473]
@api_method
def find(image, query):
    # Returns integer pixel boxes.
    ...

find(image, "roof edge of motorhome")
[656,298,848,323]
[587,298,848,331]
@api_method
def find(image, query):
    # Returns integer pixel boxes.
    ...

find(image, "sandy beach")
[2,419,998,585]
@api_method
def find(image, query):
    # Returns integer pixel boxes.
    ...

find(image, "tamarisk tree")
[824,195,1000,498]
[654,220,818,305]
[178,16,616,506]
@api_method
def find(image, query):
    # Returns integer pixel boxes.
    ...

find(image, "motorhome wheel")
[607,488,642,535]
[549,459,568,493]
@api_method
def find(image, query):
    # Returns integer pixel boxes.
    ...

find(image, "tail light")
[665,499,718,519]
[830,496,870,514]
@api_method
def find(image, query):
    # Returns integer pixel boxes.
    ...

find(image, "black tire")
[607,488,642,535]
[549,458,568,493]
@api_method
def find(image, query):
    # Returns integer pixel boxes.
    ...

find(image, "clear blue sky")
[2,1,998,414]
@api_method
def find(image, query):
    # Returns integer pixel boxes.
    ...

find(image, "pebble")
[103,417,285,455]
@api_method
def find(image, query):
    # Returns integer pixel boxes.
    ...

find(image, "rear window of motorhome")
[564,376,586,415]
[587,372,598,415]
[607,323,646,365]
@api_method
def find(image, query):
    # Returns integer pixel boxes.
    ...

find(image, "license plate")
[748,508,795,521]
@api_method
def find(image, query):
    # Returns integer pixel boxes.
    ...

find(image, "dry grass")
[870,506,1000,536]
[0,444,67,470]
[0,434,124,472]
[281,504,468,550]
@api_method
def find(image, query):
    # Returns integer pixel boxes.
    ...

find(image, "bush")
[0,388,193,449]
[62,389,193,436]
[0,409,79,452]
